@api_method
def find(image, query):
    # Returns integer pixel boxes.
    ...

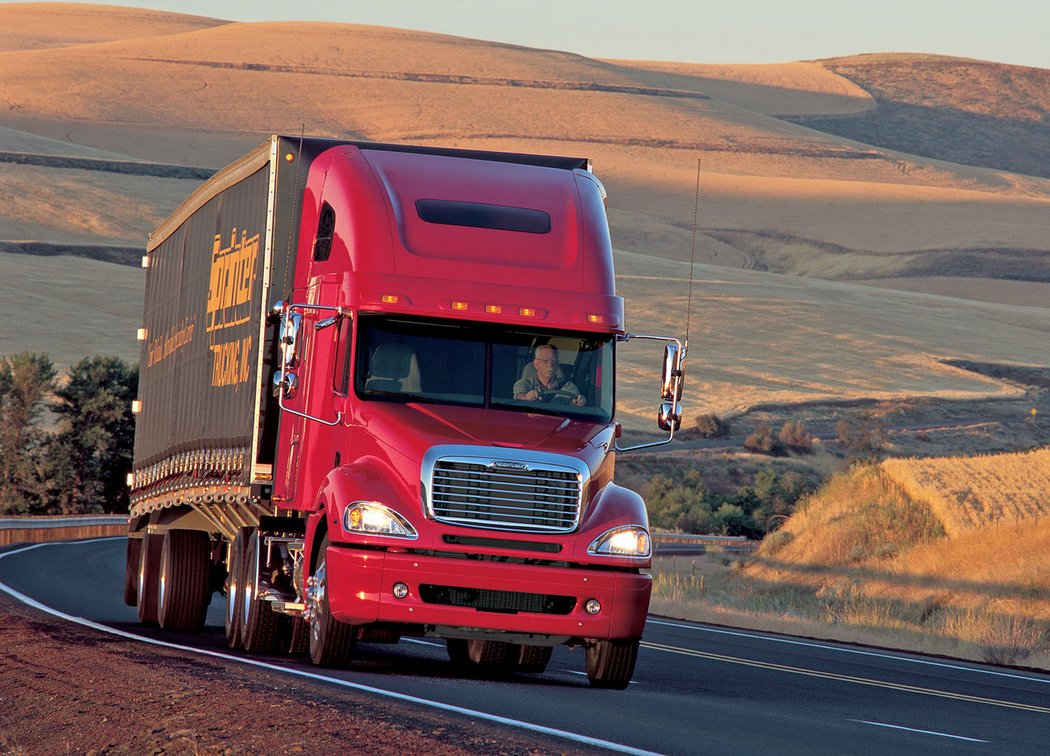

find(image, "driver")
[513,344,585,406]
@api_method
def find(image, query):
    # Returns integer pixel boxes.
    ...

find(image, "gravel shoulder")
[0,594,572,755]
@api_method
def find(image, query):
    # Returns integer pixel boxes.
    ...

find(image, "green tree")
[49,356,138,513]
[0,352,56,513]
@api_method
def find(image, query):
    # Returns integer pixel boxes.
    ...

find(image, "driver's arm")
[564,380,586,406]
[513,377,539,401]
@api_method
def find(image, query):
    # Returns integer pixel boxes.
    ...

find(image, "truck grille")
[419,584,576,615]
[424,450,585,533]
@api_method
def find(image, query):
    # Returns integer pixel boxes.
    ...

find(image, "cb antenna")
[684,158,701,346]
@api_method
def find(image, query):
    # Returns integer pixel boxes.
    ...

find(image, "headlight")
[588,525,651,558]
[343,501,418,539]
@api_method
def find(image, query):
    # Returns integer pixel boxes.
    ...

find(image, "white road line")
[400,638,445,648]
[849,719,990,743]
[0,541,657,756]
[647,618,1050,685]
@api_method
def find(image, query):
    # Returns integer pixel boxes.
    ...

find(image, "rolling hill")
[0,4,1047,428]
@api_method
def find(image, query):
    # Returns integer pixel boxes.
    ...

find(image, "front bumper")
[325,544,651,640]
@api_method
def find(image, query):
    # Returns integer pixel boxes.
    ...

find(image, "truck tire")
[135,532,163,625]
[585,638,639,689]
[224,530,246,649]
[239,528,281,653]
[124,536,141,607]
[284,616,310,655]
[308,534,356,667]
[157,530,210,631]
[514,644,553,673]
[446,639,516,669]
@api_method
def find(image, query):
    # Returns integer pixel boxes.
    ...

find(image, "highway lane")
[2,537,1048,755]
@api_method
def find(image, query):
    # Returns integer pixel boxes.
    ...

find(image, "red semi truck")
[126,135,686,688]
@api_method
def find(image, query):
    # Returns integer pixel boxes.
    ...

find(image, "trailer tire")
[224,530,246,648]
[284,616,310,655]
[308,534,356,667]
[585,638,639,689]
[446,639,516,669]
[239,528,281,653]
[124,537,141,607]
[514,644,553,673]
[135,532,163,625]
[157,530,210,631]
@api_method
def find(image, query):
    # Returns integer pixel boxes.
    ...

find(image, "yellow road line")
[641,641,1050,715]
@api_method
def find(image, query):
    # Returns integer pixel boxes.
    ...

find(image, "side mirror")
[661,344,684,402]
[658,344,684,431]
[279,312,302,369]
[658,402,682,432]
[272,370,299,399]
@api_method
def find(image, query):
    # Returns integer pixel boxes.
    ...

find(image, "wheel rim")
[241,533,257,631]
[157,537,168,613]
[225,544,238,630]
[309,559,327,646]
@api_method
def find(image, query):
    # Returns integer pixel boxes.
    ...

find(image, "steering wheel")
[538,389,579,404]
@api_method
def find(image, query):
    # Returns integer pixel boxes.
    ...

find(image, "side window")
[333,316,352,395]
[313,202,335,262]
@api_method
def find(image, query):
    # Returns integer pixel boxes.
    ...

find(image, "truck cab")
[128,137,685,689]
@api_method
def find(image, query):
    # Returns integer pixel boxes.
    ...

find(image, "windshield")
[355,316,614,423]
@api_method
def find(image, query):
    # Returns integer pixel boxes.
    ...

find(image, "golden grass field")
[652,457,1050,667]
[882,449,1050,536]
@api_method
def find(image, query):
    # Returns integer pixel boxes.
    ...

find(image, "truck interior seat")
[365,344,421,393]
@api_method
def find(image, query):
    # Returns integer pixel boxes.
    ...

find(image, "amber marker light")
[451,301,469,311]
[518,307,537,317]
[284,152,295,162]
[380,294,400,304]
[485,304,503,314]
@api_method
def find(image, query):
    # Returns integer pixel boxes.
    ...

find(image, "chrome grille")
[425,450,585,533]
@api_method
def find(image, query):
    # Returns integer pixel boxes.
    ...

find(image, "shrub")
[695,413,729,438]
[744,422,782,455]
[836,411,888,462]
[778,419,814,453]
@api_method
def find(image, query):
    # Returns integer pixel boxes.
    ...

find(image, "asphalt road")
[3,538,1049,755]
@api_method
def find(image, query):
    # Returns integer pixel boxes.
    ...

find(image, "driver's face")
[534,348,558,384]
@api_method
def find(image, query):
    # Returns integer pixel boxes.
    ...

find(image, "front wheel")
[585,639,639,689]
[308,534,356,667]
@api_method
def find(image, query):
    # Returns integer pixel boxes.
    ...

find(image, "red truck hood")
[358,401,605,455]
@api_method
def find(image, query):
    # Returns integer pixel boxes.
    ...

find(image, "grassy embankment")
[651,448,1050,668]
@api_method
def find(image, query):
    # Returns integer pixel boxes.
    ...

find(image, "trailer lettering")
[210,335,252,387]
[146,318,196,368]
[207,228,260,333]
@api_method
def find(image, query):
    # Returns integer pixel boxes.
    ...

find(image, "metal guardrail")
[651,532,759,554]
[0,516,127,546]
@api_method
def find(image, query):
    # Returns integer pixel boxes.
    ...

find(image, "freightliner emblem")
[490,460,529,471]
